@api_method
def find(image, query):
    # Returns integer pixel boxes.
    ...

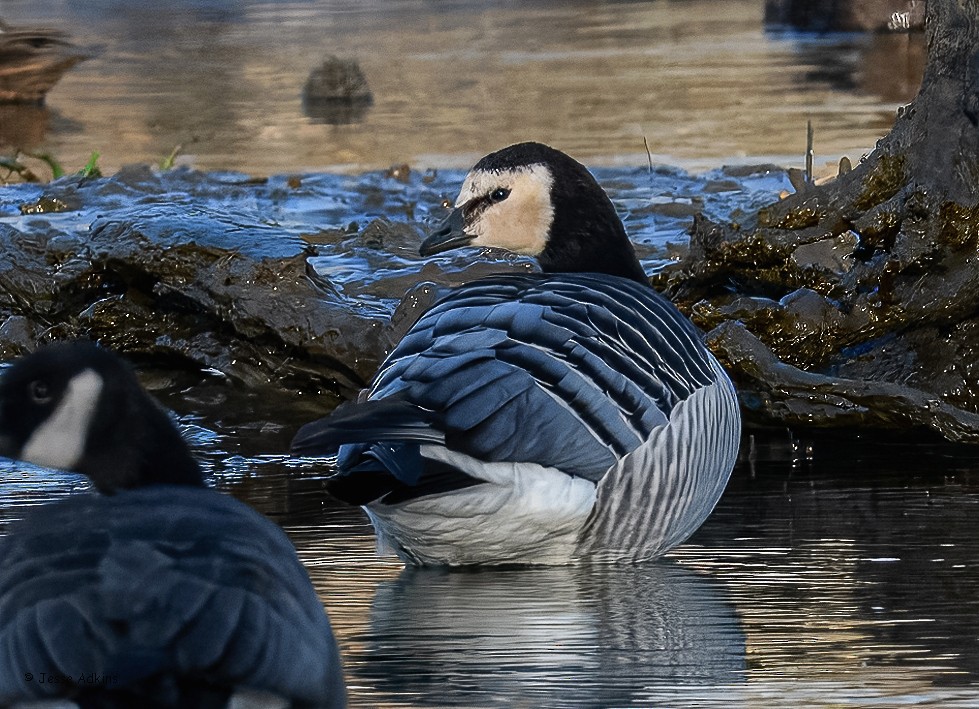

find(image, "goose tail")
[291,398,447,505]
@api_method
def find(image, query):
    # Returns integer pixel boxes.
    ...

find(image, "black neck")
[538,187,650,284]
[84,388,206,493]
[136,404,207,488]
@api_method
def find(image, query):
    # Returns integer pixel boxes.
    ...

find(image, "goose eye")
[29,380,52,404]
[489,188,510,203]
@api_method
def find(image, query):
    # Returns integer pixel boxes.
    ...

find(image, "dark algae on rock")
[0,166,395,400]
[661,0,979,441]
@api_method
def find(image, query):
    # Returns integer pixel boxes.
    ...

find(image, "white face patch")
[21,368,103,471]
[456,164,555,256]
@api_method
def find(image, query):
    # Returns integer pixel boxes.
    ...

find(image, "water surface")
[1,0,923,175]
[254,433,979,708]
[5,428,978,707]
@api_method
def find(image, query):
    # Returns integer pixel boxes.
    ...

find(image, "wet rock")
[669,192,979,440]
[386,164,412,183]
[790,231,858,273]
[0,172,402,398]
[0,315,35,358]
[0,160,791,432]
[702,179,742,194]
[19,195,76,214]
[644,199,702,219]
[707,320,979,442]
[693,288,846,369]
[359,218,403,249]
[82,217,389,392]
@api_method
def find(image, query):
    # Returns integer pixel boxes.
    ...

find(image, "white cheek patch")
[460,165,555,257]
[21,369,103,471]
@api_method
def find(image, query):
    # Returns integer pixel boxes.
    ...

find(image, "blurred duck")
[293,142,741,566]
[0,19,91,103]
[0,342,345,708]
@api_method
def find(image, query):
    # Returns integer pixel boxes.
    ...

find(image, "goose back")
[369,273,719,483]
[0,485,345,707]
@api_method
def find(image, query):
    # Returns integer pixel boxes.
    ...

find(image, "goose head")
[0,342,204,493]
[421,142,649,283]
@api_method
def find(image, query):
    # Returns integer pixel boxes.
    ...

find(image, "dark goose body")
[0,343,345,708]
[0,487,344,707]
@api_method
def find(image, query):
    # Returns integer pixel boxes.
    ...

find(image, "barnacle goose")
[0,342,345,709]
[293,142,741,565]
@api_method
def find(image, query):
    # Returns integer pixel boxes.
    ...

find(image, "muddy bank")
[3,156,978,442]
[660,200,979,441]
[0,168,387,395]
[657,162,979,441]
[0,162,784,430]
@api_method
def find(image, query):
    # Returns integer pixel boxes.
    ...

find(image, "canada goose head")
[421,142,649,283]
[0,342,203,493]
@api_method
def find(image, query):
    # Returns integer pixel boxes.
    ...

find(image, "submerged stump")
[662,0,979,441]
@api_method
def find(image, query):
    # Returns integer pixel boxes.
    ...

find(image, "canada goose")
[293,142,741,566]
[0,342,345,708]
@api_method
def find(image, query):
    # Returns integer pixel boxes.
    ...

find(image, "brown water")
[1,0,923,176]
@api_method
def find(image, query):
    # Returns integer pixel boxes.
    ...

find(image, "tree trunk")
[664,0,979,441]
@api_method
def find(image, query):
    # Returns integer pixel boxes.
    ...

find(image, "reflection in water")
[765,0,925,32]
[859,32,927,103]
[287,432,979,706]
[355,564,745,708]
[686,432,979,691]
[0,19,91,103]
[0,104,48,149]
[0,459,88,526]
[775,29,926,104]
[4,420,979,706]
